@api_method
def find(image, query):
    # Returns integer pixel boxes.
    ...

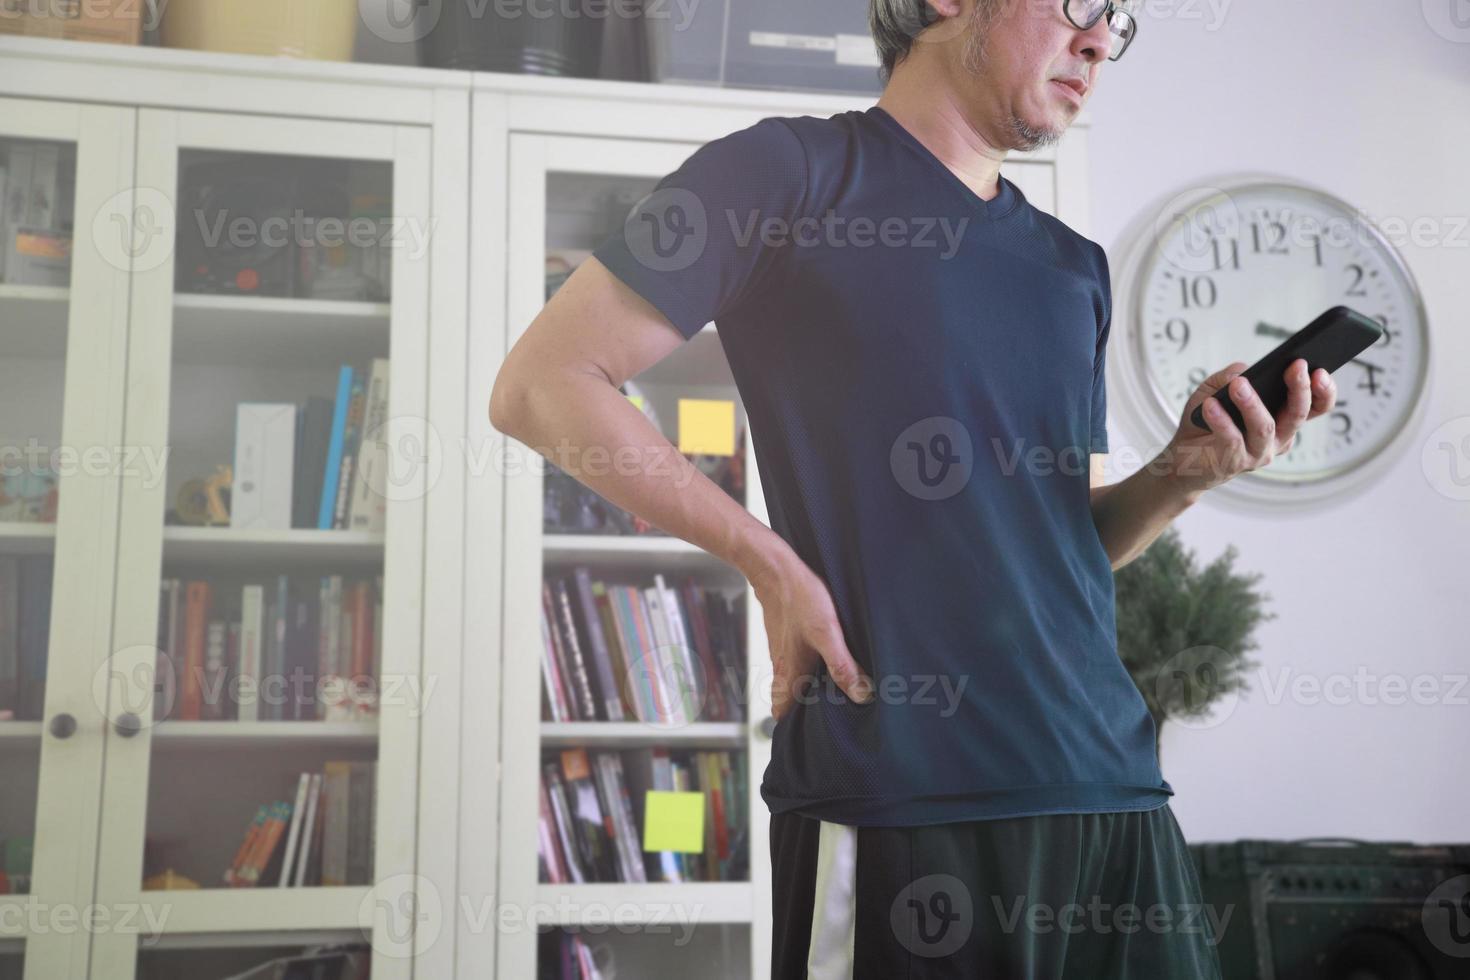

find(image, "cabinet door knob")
[114,713,143,738]
[756,715,777,740]
[48,713,77,740]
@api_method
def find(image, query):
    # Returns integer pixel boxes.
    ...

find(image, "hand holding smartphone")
[1190,305,1383,434]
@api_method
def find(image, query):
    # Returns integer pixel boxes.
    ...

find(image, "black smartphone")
[1190,305,1384,433]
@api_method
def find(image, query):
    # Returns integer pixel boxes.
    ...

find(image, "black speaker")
[1189,838,1470,979]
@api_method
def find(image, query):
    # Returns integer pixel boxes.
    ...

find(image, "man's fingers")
[817,623,874,704]
[1274,358,1313,451]
[1228,374,1275,458]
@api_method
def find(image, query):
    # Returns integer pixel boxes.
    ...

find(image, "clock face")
[1132,181,1428,487]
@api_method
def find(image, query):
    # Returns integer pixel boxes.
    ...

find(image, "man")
[490,0,1338,975]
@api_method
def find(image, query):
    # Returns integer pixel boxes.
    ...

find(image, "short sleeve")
[590,116,810,340]
[1090,243,1112,454]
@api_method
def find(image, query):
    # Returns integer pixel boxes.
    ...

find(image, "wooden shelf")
[540,721,744,749]
[150,720,378,750]
[136,886,373,945]
[533,882,752,926]
[0,721,43,746]
[163,526,384,564]
[542,533,744,579]
[0,521,56,554]
[172,293,389,367]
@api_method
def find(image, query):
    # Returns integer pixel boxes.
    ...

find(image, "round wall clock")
[1108,174,1432,507]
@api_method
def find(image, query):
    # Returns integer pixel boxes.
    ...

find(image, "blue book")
[317,365,353,530]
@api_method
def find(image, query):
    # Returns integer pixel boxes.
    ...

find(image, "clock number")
[1307,233,1324,267]
[1163,317,1191,353]
[1331,404,1352,439]
[1344,263,1369,297]
[1211,237,1241,272]
[1187,366,1208,388]
[1251,220,1289,255]
[1179,276,1218,309]
[1357,363,1383,397]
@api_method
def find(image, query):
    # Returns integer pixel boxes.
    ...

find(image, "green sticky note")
[642,790,705,853]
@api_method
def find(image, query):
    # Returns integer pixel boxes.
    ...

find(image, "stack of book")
[155,574,382,723]
[541,568,747,726]
[0,555,51,722]
[539,746,747,885]
[217,358,391,532]
[218,761,377,888]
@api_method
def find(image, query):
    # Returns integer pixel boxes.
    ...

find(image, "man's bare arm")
[1085,355,1336,571]
[489,255,792,586]
[1087,452,1198,572]
[489,256,875,716]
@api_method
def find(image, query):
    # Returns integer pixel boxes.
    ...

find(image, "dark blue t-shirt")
[592,105,1173,826]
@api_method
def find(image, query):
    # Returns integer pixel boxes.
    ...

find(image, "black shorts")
[770,802,1225,979]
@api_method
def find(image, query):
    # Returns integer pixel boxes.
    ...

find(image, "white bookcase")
[0,31,1093,980]
[0,37,470,980]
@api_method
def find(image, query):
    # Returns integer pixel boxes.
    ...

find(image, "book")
[317,365,354,530]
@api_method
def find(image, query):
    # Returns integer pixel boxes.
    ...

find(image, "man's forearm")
[495,370,797,587]
[1088,459,1204,570]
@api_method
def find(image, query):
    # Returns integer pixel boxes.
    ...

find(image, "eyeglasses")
[1063,0,1138,61]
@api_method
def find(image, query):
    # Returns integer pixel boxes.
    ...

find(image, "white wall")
[1085,2,1470,843]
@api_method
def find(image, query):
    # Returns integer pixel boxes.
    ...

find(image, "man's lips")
[1051,78,1086,103]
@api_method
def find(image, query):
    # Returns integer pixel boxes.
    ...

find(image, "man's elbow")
[489,368,533,438]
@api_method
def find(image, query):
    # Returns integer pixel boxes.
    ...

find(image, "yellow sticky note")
[642,790,705,853]
[677,398,735,456]
[626,393,644,410]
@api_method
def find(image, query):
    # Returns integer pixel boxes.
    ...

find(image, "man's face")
[956,0,1118,150]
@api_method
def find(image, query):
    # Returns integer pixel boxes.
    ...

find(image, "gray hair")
[868,0,1012,84]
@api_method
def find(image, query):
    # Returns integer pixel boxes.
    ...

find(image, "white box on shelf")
[231,403,297,530]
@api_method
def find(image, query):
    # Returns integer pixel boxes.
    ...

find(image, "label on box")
[749,31,838,54]
[836,33,882,68]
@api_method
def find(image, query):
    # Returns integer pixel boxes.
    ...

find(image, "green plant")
[1114,526,1274,762]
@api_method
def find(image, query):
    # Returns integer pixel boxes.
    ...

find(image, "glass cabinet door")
[493,134,766,980]
[0,97,135,980]
[88,110,432,980]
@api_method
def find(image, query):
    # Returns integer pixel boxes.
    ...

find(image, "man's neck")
[875,66,1009,203]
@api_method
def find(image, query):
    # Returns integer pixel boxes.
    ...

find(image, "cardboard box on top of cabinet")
[0,0,143,45]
